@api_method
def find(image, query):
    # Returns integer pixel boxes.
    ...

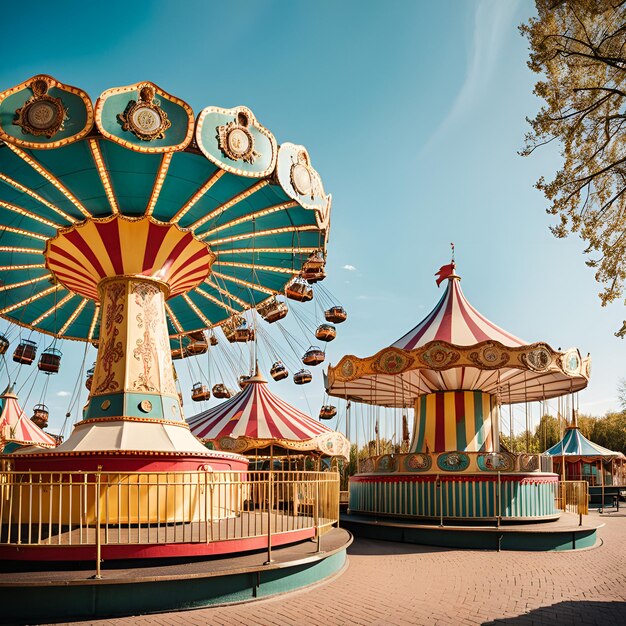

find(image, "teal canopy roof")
[0,75,331,343]
[545,427,624,460]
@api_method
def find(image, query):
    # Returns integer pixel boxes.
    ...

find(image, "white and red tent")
[187,370,350,459]
[0,385,57,451]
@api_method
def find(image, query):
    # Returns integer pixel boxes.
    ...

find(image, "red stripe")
[142,221,170,274]
[48,256,97,288]
[398,291,447,349]
[454,391,465,425]
[437,285,455,343]
[169,248,210,281]
[435,393,445,452]
[172,263,211,287]
[63,231,107,278]
[94,220,123,275]
[160,232,194,276]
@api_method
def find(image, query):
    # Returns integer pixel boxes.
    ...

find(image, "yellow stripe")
[424,393,436,453]
[118,218,149,275]
[465,391,476,451]
[444,391,456,450]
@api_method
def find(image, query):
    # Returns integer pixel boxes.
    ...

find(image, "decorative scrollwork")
[477,452,514,472]
[561,349,581,375]
[437,452,470,472]
[404,453,432,471]
[13,77,67,138]
[216,110,259,163]
[360,457,375,473]
[468,342,510,368]
[118,84,171,141]
[289,150,322,200]
[417,342,460,369]
[519,454,539,472]
[373,349,412,374]
[522,346,552,372]
[340,358,356,379]
[376,455,398,472]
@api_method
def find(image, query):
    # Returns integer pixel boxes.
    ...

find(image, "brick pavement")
[50,511,626,626]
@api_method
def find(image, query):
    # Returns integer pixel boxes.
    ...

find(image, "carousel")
[0,74,353,615]
[545,415,625,510]
[326,259,596,549]
[188,364,350,463]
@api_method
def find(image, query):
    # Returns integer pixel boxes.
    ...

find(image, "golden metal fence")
[0,469,339,575]
[555,480,588,519]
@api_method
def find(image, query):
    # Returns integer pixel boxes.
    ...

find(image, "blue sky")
[0,0,622,443]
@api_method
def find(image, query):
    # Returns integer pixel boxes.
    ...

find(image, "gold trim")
[0,74,94,150]
[204,277,248,309]
[4,143,91,218]
[0,245,43,254]
[31,292,74,325]
[215,246,318,256]
[190,180,269,232]
[211,270,276,296]
[0,224,47,241]
[0,285,57,315]
[88,304,100,341]
[0,199,60,229]
[195,105,278,179]
[145,153,173,217]
[201,201,298,238]
[88,138,119,215]
[194,286,240,315]
[0,172,76,224]
[215,260,295,274]
[171,169,226,223]
[0,275,48,292]
[204,224,319,245]
[0,263,45,271]
[182,293,211,326]
[94,81,194,154]
[57,297,88,335]
[117,84,171,142]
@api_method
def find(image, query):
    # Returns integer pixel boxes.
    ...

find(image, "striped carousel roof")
[327,264,590,406]
[0,385,56,449]
[187,370,349,458]
[393,271,526,349]
[545,427,625,460]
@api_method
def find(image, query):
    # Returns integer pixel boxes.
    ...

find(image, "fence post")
[315,476,321,553]
[264,471,274,565]
[496,472,501,528]
[437,475,443,527]
[94,466,102,579]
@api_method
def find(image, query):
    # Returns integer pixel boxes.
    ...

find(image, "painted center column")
[410,390,499,453]
[85,276,183,424]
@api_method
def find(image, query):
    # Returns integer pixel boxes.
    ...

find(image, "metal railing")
[556,480,588,521]
[0,469,340,576]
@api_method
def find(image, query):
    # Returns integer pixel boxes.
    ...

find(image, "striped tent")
[545,427,625,460]
[0,385,57,451]
[327,265,590,406]
[187,370,350,459]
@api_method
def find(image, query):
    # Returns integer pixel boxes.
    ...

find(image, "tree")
[618,377,626,409]
[534,413,561,450]
[590,411,626,453]
[520,1,626,325]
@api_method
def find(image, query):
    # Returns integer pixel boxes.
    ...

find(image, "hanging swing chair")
[191,382,211,402]
[315,324,336,342]
[209,333,218,346]
[258,298,288,323]
[319,405,337,420]
[37,347,62,374]
[186,331,208,356]
[270,361,289,381]
[212,383,233,399]
[285,277,313,302]
[31,404,49,429]
[293,369,313,385]
[12,339,37,365]
[302,346,325,366]
[324,306,347,323]
[0,334,9,355]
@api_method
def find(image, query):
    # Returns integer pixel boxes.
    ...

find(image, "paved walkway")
[53,511,626,626]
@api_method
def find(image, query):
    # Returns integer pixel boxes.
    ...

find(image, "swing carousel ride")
[327,259,594,545]
[0,75,350,571]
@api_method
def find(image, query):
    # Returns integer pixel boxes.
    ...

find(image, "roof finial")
[451,242,455,264]
[434,244,459,287]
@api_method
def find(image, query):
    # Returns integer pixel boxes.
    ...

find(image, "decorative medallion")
[218,436,248,453]
[468,342,510,369]
[376,455,398,472]
[340,358,356,379]
[418,342,460,369]
[522,346,552,372]
[139,399,153,413]
[519,454,539,472]
[437,452,470,472]
[13,77,67,138]
[477,452,514,472]
[100,400,111,410]
[360,458,375,473]
[404,453,432,472]
[373,349,412,374]
[290,150,320,200]
[562,349,581,375]
[216,111,260,163]
[118,85,171,141]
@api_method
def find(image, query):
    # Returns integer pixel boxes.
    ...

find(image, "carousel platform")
[340,512,601,552]
[0,527,351,624]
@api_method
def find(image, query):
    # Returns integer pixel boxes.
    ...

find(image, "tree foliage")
[521,1,626,314]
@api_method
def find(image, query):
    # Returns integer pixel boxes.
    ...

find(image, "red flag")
[435,263,455,287]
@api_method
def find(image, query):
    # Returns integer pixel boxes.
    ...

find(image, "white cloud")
[56,390,71,398]
[342,264,357,271]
